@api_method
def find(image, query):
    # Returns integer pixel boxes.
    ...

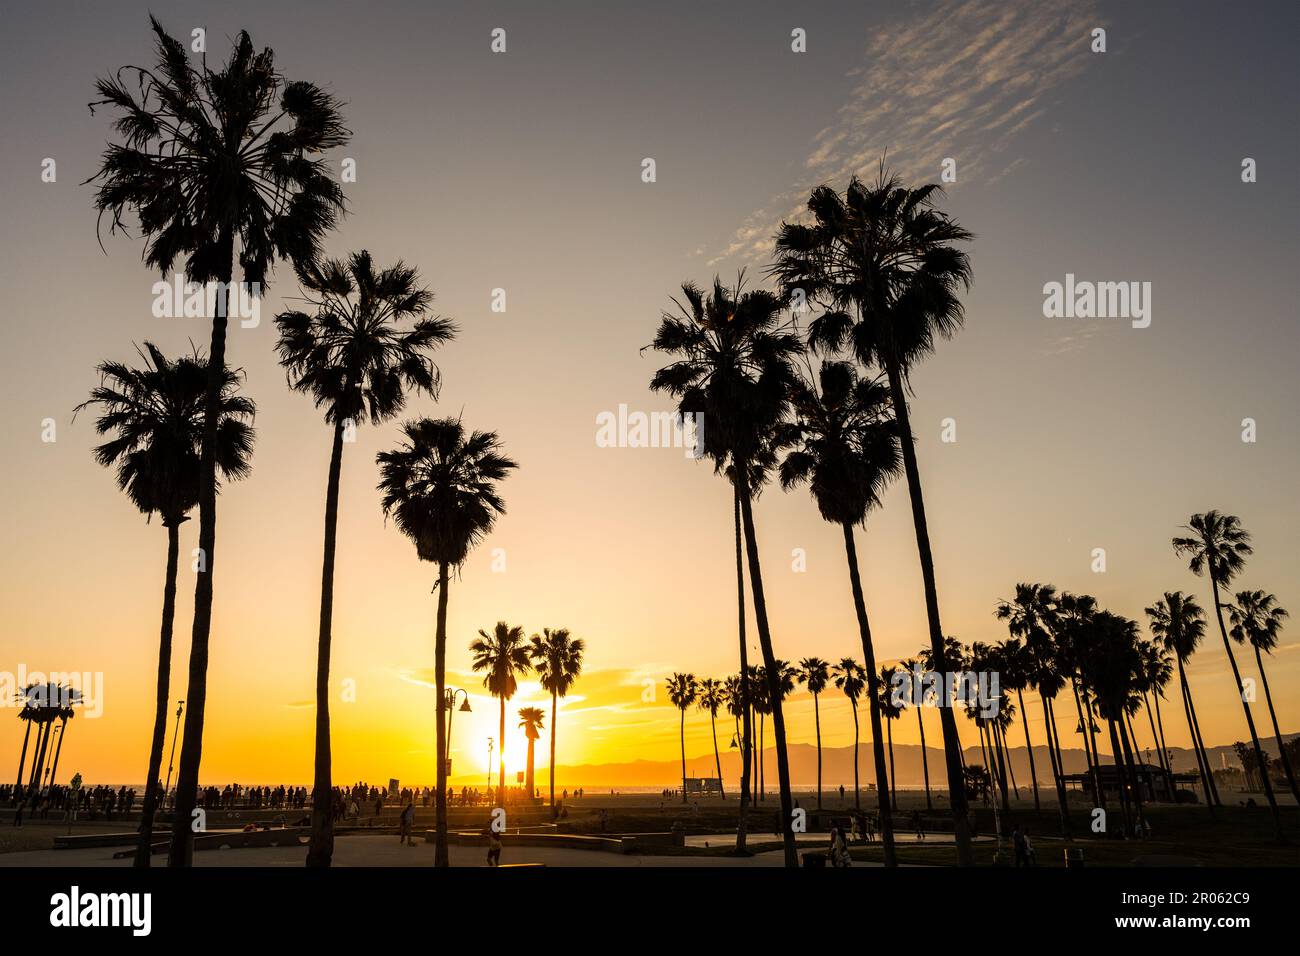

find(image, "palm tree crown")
[76,342,255,524]
[376,418,517,568]
[470,622,532,703]
[274,251,455,426]
[1173,511,1252,586]
[529,628,585,698]
[1229,591,1288,654]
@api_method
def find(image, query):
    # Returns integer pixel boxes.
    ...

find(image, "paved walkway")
[0,834,870,868]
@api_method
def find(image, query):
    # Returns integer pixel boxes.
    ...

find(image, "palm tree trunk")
[434,561,451,867]
[1209,576,1282,837]
[883,357,972,865]
[525,737,535,796]
[1152,690,1172,774]
[14,718,31,802]
[917,704,932,810]
[30,721,52,790]
[307,420,346,868]
[549,688,558,813]
[733,485,751,850]
[1180,663,1219,809]
[851,703,860,809]
[48,716,69,786]
[886,717,898,812]
[1142,691,1168,773]
[1016,689,1041,811]
[1041,697,1071,836]
[169,226,235,867]
[498,694,506,805]
[135,519,181,867]
[1254,645,1300,803]
[813,692,823,810]
[1117,715,1147,826]
[679,707,687,804]
[1106,718,1133,836]
[710,710,725,799]
[1001,723,1020,799]
[840,522,896,865]
[1071,680,1096,784]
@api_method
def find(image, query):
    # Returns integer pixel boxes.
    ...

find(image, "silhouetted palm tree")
[798,658,831,809]
[1079,612,1147,836]
[648,276,802,865]
[697,678,727,799]
[276,251,453,867]
[377,418,516,865]
[528,628,584,811]
[1173,512,1283,837]
[1137,640,1175,775]
[996,638,1040,812]
[76,343,253,867]
[900,657,933,810]
[777,359,901,864]
[90,17,348,866]
[877,665,903,813]
[999,584,1074,832]
[772,167,976,865]
[471,623,532,807]
[518,707,545,798]
[832,659,866,809]
[667,674,698,803]
[1229,590,1297,802]
[1147,592,1219,814]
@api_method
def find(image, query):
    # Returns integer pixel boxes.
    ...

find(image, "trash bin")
[1065,847,1084,868]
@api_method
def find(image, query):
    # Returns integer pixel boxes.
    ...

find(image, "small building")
[684,777,724,796]
[1061,763,1201,803]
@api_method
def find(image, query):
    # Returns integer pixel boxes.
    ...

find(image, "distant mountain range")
[515,734,1298,789]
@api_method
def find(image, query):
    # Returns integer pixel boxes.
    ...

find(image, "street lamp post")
[443,688,471,777]
[164,700,184,801]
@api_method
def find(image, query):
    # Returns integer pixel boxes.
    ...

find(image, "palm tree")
[877,665,903,813]
[772,167,976,865]
[518,707,545,798]
[997,638,1040,812]
[798,658,831,808]
[377,418,517,865]
[1146,592,1219,814]
[1136,641,1175,775]
[832,659,866,809]
[777,358,902,864]
[1079,612,1147,837]
[75,343,254,867]
[1173,512,1283,836]
[901,657,933,810]
[528,628,585,812]
[1229,591,1298,802]
[697,678,727,799]
[666,674,698,803]
[91,18,348,866]
[471,623,533,806]
[997,583,1073,833]
[648,276,803,866]
[276,251,453,867]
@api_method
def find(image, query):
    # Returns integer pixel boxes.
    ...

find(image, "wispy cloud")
[712,0,1100,265]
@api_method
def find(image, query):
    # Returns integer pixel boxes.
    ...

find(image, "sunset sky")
[0,0,1296,788]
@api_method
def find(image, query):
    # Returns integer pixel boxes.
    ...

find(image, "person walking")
[398,800,415,846]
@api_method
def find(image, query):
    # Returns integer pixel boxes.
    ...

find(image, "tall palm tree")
[877,665,903,813]
[772,167,976,865]
[667,674,699,803]
[1146,592,1219,814]
[276,251,453,867]
[832,659,866,810]
[777,358,902,864]
[91,18,348,866]
[697,678,727,799]
[996,638,1040,812]
[471,623,532,806]
[1173,512,1283,836]
[1229,591,1297,802]
[798,658,831,809]
[648,276,803,866]
[75,343,254,867]
[901,657,933,810]
[377,418,516,866]
[528,628,585,812]
[995,583,1071,832]
[1079,612,1147,836]
[518,707,545,798]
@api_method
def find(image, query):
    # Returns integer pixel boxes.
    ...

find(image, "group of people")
[5,782,136,825]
